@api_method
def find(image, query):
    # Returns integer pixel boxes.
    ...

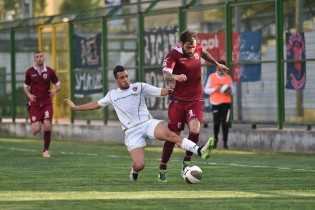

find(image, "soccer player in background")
[24,51,61,158]
[65,65,214,182]
[158,30,229,182]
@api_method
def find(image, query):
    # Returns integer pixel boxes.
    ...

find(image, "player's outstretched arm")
[201,50,229,73]
[65,99,100,111]
[160,88,173,96]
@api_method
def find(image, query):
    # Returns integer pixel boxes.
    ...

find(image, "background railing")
[0,0,314,129]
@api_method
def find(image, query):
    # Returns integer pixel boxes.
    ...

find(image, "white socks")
[181,138,199,155]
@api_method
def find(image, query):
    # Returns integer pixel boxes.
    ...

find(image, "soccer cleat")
[200,137,215,159]
[42,150,50,158]
[130,168,139,182]
[223,145,229,150]
[158,169,167,182]
[180,161,191,179]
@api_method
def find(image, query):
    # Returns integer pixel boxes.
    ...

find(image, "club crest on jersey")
[133,87,138,92]
[194,53,199,60]
[43,74,48,79]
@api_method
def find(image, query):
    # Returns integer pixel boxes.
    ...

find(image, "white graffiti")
[144,27,179,65]
[75,71,103,93]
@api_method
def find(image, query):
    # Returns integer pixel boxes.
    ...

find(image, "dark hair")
[180,30,198,44]
[113,65,127,78]
[34,50,42,55]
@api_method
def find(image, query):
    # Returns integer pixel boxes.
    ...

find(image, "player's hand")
[49,89,57,97]
[217,63,229,74]
[64,99,75,109]
[172,74,187,82]
[168,80,176,89]
[28,94,37,102]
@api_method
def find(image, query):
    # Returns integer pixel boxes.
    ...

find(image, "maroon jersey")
[162,43,203,101]
[24,65,59,105]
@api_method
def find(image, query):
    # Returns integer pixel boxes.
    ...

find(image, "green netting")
[1,0,315,125]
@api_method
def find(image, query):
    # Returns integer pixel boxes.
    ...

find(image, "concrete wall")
[0,122,314,153]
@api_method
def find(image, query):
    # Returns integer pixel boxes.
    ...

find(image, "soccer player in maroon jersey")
[24,51,61,158]
[158,30,229,182]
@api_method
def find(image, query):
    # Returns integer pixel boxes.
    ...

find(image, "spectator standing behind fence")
[204,60,235,150]
[158,30,229,182]
[24,51,61,158]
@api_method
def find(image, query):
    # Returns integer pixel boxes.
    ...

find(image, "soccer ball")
[183,165,202,184]
[220,84,231,94]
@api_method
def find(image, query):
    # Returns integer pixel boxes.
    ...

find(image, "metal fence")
[0,0,314,129]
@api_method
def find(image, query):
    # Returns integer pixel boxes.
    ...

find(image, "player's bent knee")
[189,128,200,134]
[132,161,145,172]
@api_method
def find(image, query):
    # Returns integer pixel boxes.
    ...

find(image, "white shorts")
[125,119,163,152]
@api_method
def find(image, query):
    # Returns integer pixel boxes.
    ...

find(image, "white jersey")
[98,82,162,130]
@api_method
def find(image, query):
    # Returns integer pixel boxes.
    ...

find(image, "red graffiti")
[290,72,306,89]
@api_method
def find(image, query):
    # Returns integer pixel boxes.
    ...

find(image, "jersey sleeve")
[98,91,112,107]
[50,69,60,85]
[162,51,177,74]
[24,69,31,87]
[142,83,162,97]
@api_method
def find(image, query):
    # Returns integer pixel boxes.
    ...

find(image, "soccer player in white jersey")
[65,65,214,182]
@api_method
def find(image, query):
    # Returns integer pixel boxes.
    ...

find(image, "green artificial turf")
[0,137,314,210]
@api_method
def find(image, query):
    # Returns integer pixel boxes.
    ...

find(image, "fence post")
[102,17,108,125]
[10,28,16,123]
[178,7,186,33]
[68,21,75,124]
[137,12,145,82]
[276,0,284,129]
[225,1,233,122]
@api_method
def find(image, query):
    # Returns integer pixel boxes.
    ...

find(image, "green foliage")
[3,0,46,19]
[33,0,46,17]
[0,137,315,209]
[59,0,102,14]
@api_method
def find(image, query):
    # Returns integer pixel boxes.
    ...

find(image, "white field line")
[1,146,315,173]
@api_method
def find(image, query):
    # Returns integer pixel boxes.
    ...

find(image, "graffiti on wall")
[144,26,179,65]
[75,71,103,95]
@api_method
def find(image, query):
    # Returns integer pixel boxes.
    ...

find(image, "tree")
[59,0,103,14]
[3,0,46,20]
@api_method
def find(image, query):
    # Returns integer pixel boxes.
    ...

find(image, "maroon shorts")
[28,104,53,123]
[168,100,204,132]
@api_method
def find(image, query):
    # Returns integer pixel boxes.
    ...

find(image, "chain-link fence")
[0,0,314,128]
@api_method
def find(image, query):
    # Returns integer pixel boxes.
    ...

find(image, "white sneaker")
[42,150,50,158]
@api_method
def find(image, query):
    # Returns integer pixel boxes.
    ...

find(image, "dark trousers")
[211,103,231,148]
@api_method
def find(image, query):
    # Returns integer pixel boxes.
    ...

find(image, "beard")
[183,50,192,58]
[183,49,193,58]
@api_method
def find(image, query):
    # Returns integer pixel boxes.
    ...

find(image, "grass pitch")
[0,137,315,210]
